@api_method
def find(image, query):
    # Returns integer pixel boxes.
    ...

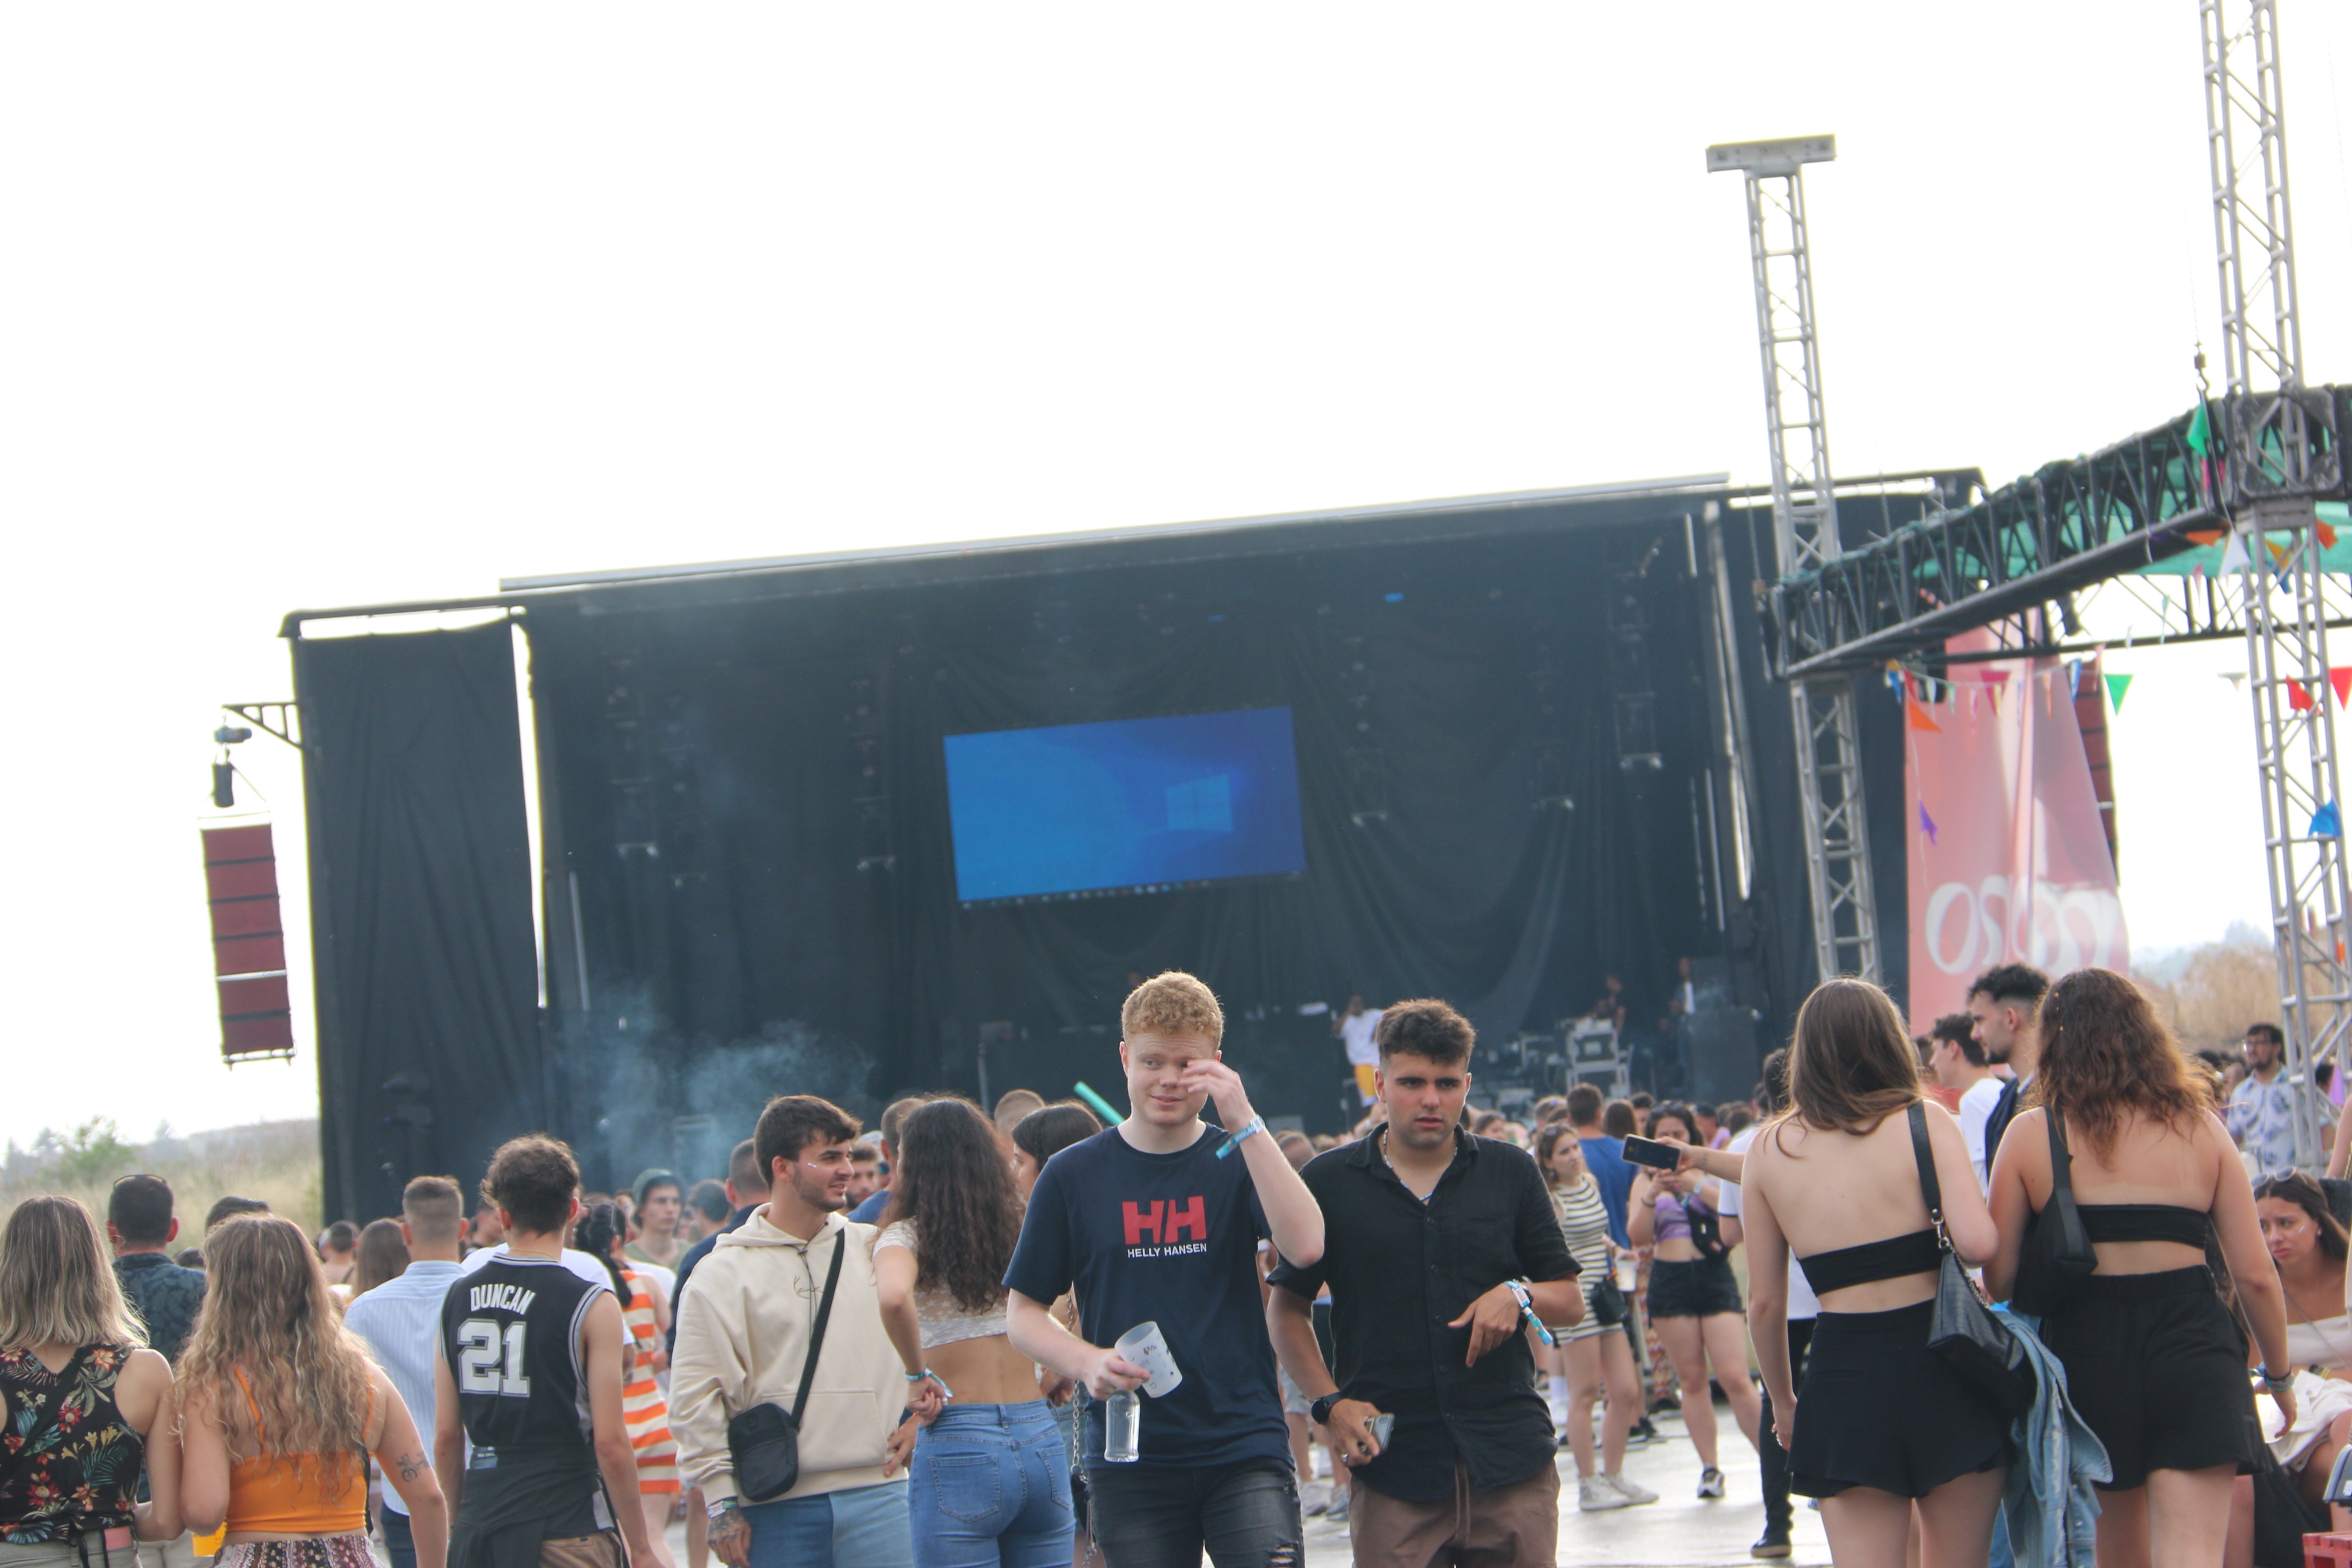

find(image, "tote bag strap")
[1907,1102,1951,1252]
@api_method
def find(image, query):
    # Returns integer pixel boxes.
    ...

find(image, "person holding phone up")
[1267,1001,1582,1568]
[1627,1103,1764,1502]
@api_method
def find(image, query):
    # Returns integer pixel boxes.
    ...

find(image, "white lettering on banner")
[1922,875,2127,977]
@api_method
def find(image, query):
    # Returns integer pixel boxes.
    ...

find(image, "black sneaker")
[1629,1416,1659,1446]
[1752,1527,1793,1559]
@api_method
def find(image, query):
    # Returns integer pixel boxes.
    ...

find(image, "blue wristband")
[1216,1115,1268,1158]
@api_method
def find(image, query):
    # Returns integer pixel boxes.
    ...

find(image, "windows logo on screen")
[1166,775,1233,833]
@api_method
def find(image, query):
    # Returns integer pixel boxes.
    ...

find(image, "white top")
[2287,1312,2352,1370]
[459,1242,613,1289]
[1339,1009,1384,1067]
[1957,1076,2006,1193]
[1720,1127,1819,1320]
[874,1220,1009,1349]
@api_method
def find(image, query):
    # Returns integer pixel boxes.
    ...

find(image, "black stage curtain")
[528,521,1730,1183]
[296,622,544,1222]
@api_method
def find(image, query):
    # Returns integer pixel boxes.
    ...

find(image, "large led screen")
[943,707,1308,906]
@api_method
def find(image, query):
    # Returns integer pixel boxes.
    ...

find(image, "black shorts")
[2041,1267,2262,1491]
[1648,1256,1743,1319]
[1788,1300,2012,1499]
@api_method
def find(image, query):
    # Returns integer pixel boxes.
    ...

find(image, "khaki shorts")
[1348,1461,1559,1568]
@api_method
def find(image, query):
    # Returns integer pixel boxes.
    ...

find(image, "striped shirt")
[343,1259,465,1517]
[1552,1176,1613,1281]
[619,1270,678,1490]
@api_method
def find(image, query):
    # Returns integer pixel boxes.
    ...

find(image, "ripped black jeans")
[1083,1456,1300,1568]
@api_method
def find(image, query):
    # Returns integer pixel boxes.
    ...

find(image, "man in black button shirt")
[1267,999,1580,1568]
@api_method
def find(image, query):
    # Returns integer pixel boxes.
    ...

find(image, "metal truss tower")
[2203,0,2350,1171]
[1709,135,1880,986]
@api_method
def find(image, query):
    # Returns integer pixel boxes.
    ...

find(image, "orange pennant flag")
[2290,680,2316,711]
[2321,519,2340,550]
[2334,668,2352,708]
[1908,699,1942,732]
[2268,539,2292,567]
[2185,528,2226,546]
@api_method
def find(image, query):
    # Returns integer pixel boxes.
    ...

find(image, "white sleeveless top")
[874,1220,1009,1349]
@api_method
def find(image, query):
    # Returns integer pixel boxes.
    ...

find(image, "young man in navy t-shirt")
[1005,972,1327,1568]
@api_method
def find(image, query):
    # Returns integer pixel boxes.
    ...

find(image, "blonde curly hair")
[1121,971,1223,1045]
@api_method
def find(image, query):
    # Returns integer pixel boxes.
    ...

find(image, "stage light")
[214,725,254,745]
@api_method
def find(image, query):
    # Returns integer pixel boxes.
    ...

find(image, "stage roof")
[280,472,1733,635]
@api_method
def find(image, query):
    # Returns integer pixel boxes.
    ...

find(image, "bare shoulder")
[121,1346,172,1388]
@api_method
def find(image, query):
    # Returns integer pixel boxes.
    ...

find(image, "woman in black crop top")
[1984,968,2289,1568]
[1739,979,2011,1568]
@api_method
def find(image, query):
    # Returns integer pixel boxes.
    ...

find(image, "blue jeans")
[743,1479,913,1568]
[1084,1456,1299,1568]
[910,1402,1074,1568]
[382,1508,416,1568]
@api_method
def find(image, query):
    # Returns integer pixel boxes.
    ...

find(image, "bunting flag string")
[2106,672,2133,711]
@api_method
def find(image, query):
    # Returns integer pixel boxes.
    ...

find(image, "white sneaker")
[1604,1472,1659,1505]
[1578,1475,1632,1512]
[1697,1465,1727,1500]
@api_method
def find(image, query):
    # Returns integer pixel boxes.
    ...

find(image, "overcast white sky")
[4,4,2348,1147]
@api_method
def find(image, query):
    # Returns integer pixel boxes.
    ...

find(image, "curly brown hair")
[882,1097,1025,1313]
[2035,968,2206,1158]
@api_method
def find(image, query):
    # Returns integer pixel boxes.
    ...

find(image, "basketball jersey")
[441,1252,605,1455]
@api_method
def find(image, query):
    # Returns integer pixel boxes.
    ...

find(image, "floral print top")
[0,1344,144,1541]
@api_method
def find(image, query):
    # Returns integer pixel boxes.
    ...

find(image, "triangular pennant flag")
[2185,527,2225,545]
[1918,802,1939,846]
[2221,530,2252,575]
[2290,680,2315,711]
[2321,518,2340,550]
[1908,699,1942,732]
[2333,668,2352,708]
[2187,398,2214,456]
[2268,538,2292,568]
[2312,800,2341,839]
[2223,671,2247,690]
[2106,673,2133,711]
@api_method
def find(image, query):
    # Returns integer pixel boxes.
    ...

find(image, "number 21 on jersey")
[456,1317,533,1396]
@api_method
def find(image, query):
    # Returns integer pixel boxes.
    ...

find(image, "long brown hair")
[1534,1123,1587,1189]
[0,1196,145,1352]
[2254,1171,2350,1262]
[883,1097,1024,1313]
[179,1215,375,1477]
[2035,968,2205,1158]
[349,1219,409,1299]
[1779,977,1922,1142]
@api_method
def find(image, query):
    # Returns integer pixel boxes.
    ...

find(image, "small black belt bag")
[726,1229,848,1503]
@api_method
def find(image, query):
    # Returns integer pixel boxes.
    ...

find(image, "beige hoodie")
[669,1206,906,1503]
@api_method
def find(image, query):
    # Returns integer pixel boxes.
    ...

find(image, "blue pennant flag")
[2313,801,2342,839]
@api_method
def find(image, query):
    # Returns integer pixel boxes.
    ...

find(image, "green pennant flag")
[2187,399,2213,456]
[2107,672,2133,712]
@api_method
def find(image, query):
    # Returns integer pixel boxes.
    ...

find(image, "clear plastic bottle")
[1103,1390,1141,1462]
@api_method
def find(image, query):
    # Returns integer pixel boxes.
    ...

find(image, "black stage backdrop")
[525,520,1733,1186]
[295,623,546,1222]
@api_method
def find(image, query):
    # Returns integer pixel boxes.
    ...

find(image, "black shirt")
[1268,1128,1577,1503]
[441,1252,605,1457]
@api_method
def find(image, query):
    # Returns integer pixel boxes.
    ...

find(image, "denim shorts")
[910,1401,1075,1568]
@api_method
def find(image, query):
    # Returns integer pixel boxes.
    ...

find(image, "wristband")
[907,1368,954,1399]
[1505,1279,1556,1347]
[1216,1115,1268,1159]
[2262,1366,2294,1387]
[705,1498,740,1521]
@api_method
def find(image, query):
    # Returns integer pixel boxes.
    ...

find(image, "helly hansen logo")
[1122,1197,1209,1256]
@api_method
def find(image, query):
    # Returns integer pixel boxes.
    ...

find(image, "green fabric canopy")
[2137,501,2352,576]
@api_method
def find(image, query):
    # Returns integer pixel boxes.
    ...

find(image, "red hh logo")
[1122,1197,1209,1245]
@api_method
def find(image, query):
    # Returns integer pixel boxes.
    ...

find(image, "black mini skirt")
[1789,1299,2012,1499]
[2039,1266,2262,1491]
[1648,1255,1743,1320]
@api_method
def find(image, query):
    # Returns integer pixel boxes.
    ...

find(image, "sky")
[3,3,2349,1146]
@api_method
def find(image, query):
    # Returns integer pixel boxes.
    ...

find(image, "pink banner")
[1905,650,2128,1032]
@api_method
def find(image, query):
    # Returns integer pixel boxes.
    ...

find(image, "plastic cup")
[1115,1321,1184,1398]
[1104,1390,1141,1462]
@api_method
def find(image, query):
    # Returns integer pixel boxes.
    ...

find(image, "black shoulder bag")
[726,1228,848,1504]
[2012,1106,2098,1316]
[1908,1102,2037,1418]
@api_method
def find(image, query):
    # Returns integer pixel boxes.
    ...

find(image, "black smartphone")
[1622,1134,1683,1171]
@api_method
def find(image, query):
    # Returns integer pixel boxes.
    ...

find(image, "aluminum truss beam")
[1770,386,2350,679]
[1710,135,1878,983]
[2205,0,2346,1173]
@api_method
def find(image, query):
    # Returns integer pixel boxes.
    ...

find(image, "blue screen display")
[943,707,1308,905]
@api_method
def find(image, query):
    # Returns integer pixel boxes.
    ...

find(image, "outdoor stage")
[286,473,1960,1216]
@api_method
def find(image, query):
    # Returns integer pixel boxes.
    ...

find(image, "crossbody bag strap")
[1907,1102,1950,1250]
[790,1228,849,1426]
[2045,1101,2077,1197]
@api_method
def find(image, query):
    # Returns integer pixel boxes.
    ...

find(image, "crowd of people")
[3,965,2346,1568]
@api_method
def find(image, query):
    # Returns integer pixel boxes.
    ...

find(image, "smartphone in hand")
[1623,1134,1683,1171]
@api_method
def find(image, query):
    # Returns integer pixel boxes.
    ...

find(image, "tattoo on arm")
[394,1451,429,1483]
